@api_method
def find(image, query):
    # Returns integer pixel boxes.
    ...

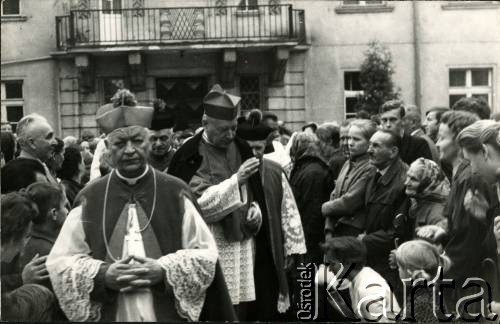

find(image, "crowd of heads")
[1,85,499,321]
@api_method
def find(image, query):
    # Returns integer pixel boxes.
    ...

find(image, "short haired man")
[169,85,281,320]
[402,111,439,162]
[149,99,176,172]
[379,100,432,165]
[16,113,58,183]
[452,96,491,120]
[362,129,409,294]
[423,106,449,143]
[261,112,292,172]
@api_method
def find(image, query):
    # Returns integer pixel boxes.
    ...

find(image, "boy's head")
[1,192,38,262]
[321,236,367,280]
[25,182,67,227]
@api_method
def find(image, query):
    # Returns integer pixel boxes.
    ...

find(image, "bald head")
[402,111,422,134]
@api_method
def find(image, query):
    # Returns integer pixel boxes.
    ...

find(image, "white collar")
[115,165,150,185]
[377,165,390,177]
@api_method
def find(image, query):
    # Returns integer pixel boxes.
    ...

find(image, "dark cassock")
[168,85,300,320]
[236,110,307,319]
[46,90,235,322]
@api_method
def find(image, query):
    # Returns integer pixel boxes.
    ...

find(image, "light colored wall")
[292,0,500,124]
[1,61,59,131]
[294,0,417,124]
[1,0,65,134]
[416,1,500,113]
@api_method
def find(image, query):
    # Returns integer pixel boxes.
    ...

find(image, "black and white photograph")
[1,0,499,322]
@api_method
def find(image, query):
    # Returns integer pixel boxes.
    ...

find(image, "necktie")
[374,171,382,184]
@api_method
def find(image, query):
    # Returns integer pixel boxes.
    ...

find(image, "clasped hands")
[105,255,164,293]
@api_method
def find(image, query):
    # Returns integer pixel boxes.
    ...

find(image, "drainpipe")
[412,0,422,112]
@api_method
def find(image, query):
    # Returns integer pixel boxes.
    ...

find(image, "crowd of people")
[1,85,500,322]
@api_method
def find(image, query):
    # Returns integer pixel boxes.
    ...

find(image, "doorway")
[156,78,208,131]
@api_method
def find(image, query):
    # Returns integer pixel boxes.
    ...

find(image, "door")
[100,0,123,43]
[156,78,208,131]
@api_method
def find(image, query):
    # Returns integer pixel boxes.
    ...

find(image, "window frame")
[1,0,21,16]
[239,74,263,113]
[237,0,259,11]
[342,0,385,6]
[448,67,494,109]
[1,80,24,132]
[343,70,364,119]
[100,77,128,104]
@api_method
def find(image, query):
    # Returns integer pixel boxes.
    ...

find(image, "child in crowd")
[395,240,450,322]
[18,182,68,288]
[321,236,400,322]
[1,191,55,321]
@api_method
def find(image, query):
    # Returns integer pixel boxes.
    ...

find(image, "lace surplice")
[47,197,218,322]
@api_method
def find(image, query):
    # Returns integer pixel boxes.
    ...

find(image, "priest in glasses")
[46,89,235,322]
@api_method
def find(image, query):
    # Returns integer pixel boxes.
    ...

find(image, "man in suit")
[15,113,58,183]
[402,111,439,163]
[361,129,409,299]
[379,100,432,165]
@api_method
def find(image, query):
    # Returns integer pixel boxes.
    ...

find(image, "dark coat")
[289,155,330,265]
[168,131,281,320]
[362,158,409,272]
[323,154,376,235]
[444,160,498,283]
[400,133,432,165]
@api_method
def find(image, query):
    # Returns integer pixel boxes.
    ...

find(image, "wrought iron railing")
[55,5,306,50]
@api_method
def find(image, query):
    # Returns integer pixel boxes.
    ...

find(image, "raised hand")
[237,157,260,185]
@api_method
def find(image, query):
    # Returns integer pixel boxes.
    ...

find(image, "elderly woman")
[289,132,330,264]
[406,158,450,235]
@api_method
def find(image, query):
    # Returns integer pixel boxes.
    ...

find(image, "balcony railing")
[56,5,305,50]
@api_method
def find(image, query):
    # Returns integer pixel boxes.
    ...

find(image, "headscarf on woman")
[408,158,450,202]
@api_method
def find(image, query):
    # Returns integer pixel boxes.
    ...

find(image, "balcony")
[56,5,306,51]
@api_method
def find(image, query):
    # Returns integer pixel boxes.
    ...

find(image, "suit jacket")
[362,158,409,268]
[323,154,376,234]
[412,128,439,163]
[400,133,432,165]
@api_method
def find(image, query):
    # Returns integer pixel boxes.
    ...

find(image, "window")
[1,0,20,15]
[344,71,363,118]
[238,0,258,11]
[448,68,493,109]
[101,0,122,14]
[102,78,126,104]
[1,80,24,132]
[240,75,261,112]
[342,0,384,5]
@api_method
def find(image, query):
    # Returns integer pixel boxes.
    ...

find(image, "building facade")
[1,0,499,137]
